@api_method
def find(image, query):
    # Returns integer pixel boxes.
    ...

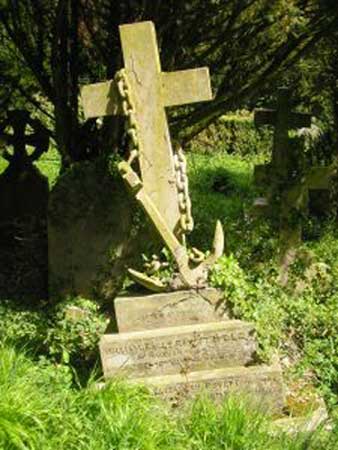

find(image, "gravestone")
[0,110,49,301]
[48,161,156,304]
[82,20,224,292]
[253,89,334,277]
[101,289,285,410]
[82,21,285,410]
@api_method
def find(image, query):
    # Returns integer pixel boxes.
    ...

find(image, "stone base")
[100,320,257,378]
[114,288,227,332]
[133,364,285,413]
[100,289,285,410]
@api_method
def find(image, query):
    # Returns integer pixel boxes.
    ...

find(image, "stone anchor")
[81,21,224,292]
[80,21,286,415]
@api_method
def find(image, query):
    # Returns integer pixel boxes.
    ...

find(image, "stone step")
[100,320,257,378]
[114,288,227,332]
[132,364,285,413]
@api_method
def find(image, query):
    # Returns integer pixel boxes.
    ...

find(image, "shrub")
[209,242,338,408]
[189,112,272,158]
[0,296,107,382]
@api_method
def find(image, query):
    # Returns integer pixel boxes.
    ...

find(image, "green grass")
[0,145,60,188]
[0,345,336,450]
[1,134,338,443]
[186,149,338,411]
[34,146,61,187]
[187,151,257,250]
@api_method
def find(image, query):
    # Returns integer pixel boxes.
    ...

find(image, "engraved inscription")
[101,322,257,377]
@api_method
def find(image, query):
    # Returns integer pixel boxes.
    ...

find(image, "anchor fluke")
[128,268,167,293]
[205,220,225,266]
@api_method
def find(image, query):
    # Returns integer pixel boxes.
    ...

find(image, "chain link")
[173,144,194,235]
[116,70,194,239]
[115,69,140,164]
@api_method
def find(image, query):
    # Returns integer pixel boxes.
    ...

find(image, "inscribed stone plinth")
[48,162,153,302]
[114,288,227,332]
[101,288,285,410]
[100,320,257,377]
[133,364,285,412]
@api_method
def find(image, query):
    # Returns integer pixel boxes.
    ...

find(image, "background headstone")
[253,90,334,282]
[0,110,49,302]
[48,161,155,306]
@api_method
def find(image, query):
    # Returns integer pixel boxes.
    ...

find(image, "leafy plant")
[0,345,335,450]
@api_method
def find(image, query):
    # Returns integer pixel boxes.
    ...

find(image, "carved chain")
[115,69,194,238]
[115,69,140,165]
[173,145,194,236]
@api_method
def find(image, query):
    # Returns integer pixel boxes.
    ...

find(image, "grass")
[0,145,60,187]
[0,345,337,450]
[35,146,61,187]
[1,127,338,445]
[187,151,257,250]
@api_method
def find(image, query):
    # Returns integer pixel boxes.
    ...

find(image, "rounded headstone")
[48,161,153,304]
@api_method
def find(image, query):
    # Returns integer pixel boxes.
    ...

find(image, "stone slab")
[114,288,226,332]
[273,404,328,434]
[100,320,256,378]
[48,162,149,302]
[133,364,285,412]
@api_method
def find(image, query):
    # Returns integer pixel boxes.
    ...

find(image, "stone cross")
[254,88,333,208]
[81,21,212,233]
[255,88,312,179]
[0,110,49,170]
[254,89,335,282]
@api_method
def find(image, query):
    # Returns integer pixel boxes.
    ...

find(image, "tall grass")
[0,345,335,450]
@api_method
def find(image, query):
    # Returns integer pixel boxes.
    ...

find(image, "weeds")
[0,345,335,450]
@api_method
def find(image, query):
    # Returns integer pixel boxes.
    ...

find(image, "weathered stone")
[0,166,49,301]
[82,21,212,234]
[132,364,285,413]
[114,288,227,332]
[78,21,287,414]
[81,21,221,293]
[65,306,89,321]
[253,90,335,278]
[255,90,311,179]
[48,161,154,302]
[100,320,256,378]
[273,403,328,434]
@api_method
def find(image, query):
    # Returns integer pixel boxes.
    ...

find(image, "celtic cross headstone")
[0,110,50,301]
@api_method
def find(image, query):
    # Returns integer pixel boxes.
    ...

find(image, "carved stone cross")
[254,88,335,283]
[255,87,312,179]
[81,21,212,233]
[0,110,49,169]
